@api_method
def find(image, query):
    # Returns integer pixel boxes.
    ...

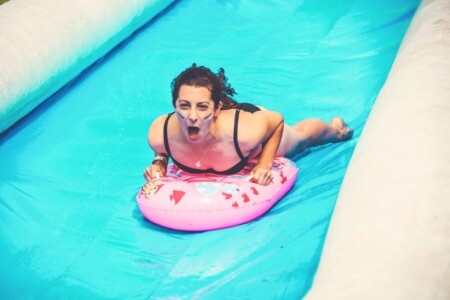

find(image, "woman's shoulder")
[238,110,268,137]
[154,113,171,124]
[149,114,170,132]
[217,108,267,148]
[148,114,172,152]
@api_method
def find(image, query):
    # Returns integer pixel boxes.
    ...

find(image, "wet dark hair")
[171,64,240,110]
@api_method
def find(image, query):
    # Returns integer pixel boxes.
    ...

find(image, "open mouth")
[188,126,200,135]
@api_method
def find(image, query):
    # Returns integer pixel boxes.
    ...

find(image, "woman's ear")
[214,101,223,116]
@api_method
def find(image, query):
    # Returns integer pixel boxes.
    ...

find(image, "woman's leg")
[277,117,353,157]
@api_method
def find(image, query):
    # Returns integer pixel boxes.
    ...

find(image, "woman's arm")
[245,110,284,185]
[143,115,169,181]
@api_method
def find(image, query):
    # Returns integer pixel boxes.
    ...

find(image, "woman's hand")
[143,161,167,182]
[250,164,274,186]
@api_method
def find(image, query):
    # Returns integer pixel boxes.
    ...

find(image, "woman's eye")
[198,105,208,110]
[179,104,190,109]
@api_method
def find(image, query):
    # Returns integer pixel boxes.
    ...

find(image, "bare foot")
[332,117,354,141]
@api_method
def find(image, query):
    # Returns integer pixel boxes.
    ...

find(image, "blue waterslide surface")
[0,0,419,298]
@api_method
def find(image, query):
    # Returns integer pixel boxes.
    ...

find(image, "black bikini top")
[163,105,259,175]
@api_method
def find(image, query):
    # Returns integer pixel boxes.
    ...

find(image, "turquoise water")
[0,0,419,299]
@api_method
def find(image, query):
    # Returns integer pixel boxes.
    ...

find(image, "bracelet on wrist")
[152,155,168,165]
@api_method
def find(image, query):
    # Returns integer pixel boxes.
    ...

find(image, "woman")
[144,64,353,185]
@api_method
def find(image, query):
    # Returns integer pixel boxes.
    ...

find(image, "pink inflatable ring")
[137,157,298,231]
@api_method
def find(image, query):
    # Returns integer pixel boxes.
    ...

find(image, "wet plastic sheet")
[0,0,419,299]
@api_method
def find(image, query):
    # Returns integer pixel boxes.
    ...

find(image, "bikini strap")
[233,109,246,159]
[163,113,174,157]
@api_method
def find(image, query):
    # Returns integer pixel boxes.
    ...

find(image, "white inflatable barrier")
[307,0,450,298]
[0,0,174,134]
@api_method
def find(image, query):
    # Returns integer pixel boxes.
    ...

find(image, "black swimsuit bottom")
[163,103,261,175]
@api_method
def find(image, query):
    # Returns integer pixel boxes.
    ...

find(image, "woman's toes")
[342,125,354,140]
[332,117,353,140]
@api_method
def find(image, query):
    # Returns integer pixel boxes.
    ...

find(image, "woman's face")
[175,84,221,142]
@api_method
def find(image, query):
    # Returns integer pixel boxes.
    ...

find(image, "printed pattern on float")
[137,157,298,231]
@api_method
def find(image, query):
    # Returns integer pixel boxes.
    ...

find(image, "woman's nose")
[188,109,198,122]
